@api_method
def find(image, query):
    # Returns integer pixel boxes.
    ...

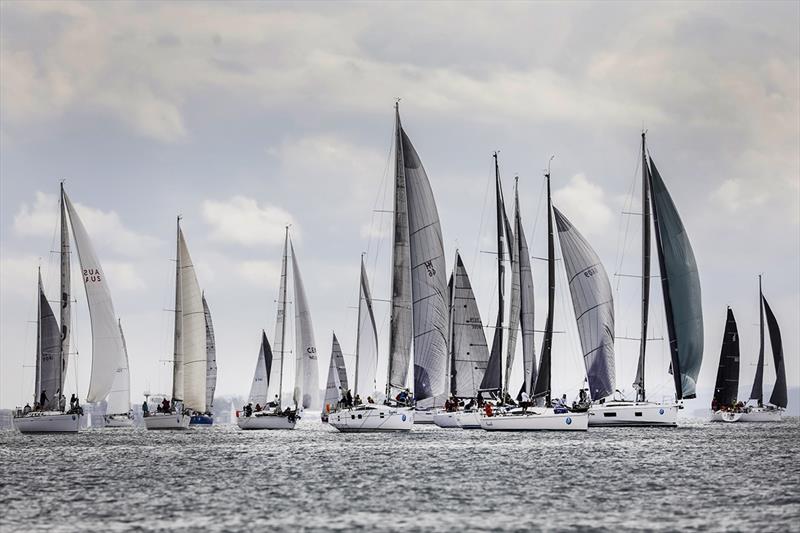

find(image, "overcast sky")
[1,1,798,411]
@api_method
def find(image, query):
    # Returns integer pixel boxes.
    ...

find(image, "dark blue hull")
[189,414,214,425]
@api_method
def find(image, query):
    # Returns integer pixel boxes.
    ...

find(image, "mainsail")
[269,228,289,405]
[59,184,71,403]
[401,121,448,403]
[63,192,125,405]
[553,207,616,400]
[203,294,217,409]
[516,180,537,397]
[450,252,490,398]
[387,106,413,397]
[108,319,131,415]
[634,133,651,402]
[178,227,207,412]
[648,156,704,399]
[248,331,272,407]
[172,218,184,402]
[35,269,61,411]
[355,256,378,399]
[533,171,555,404]
[324,333,347,410]
[291,240,319,409]
[763,295,787,409]
[712,307,739,408]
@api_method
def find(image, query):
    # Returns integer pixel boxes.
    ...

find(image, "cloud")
[552,174,614,237]
[202,196,294,247]
[102,262,147,291]
[237,260,281,290]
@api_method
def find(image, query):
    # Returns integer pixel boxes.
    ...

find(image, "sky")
[1,1,798,413]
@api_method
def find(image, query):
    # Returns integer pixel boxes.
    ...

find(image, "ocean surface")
[1,417,799,532]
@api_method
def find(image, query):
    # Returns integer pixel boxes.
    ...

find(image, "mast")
[750,275,765,406]
[533,166,555,407]
[635,132,651,403]
[494,153,505,394]
[59,183,70,411]
[172,216,183,402]
[278,226,289,407]
[35,267,42,403]
[448,253,457,396]
[354,254,364,396]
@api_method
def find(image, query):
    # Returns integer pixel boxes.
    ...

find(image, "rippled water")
[1,417,799,532]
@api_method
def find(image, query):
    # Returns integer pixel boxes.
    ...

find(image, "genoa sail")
[107,320,131,415]
[178,227,208,413]
[401,123,448,403]
[63,192,126,404]
[713,307,740,408]
[291,240,319,409]
[248,331,272,407]
[450,252,490,398]
[763,295,787,408]
[648,157,704,399]
[35,270,61,411]
[203,294,217,409]
[324,333,347,411]
[553,207,616,400]
[355,257,379,399]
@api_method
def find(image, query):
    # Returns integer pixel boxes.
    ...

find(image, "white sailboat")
[590,133,703,427]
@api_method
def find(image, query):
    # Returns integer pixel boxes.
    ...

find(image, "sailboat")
[717,277,787,423]
[104,319,133,427]
[589,132,704,427]
[710,307,741,421]
[189,294,216,425]
[321,333,348,422]
[237,226,318,429]
[434,251,491,429]
[480,168,589,431]
[15,185,129,433]
[143,217,207,430]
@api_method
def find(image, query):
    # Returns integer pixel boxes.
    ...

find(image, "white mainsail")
[107,319,131,415]
[172,218,184,402]
[290,240,319,409]
[269,230,289,404]
[203,294,217,409]
[178,228,207,412]
[355,256,379,399]
[63,192,126,405]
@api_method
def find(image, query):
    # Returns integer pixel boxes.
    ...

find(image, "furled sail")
[35,270,61,411]
[107,319,131,415]
[450,252,490,398]
[269,230,289,404]
[291,240,319,409]
[712,307,739,408]
[248,331,272,407]
[763,296,787,408]
[355,257,379,399]
[648,157,704,399]
[63,192,126,404]
[324,333,347,411]
[553,207,616,400]
[388,106,413,397]
[178,228,207,412]
[203,294,217,409]
[516,183,537,397]
[401,123,448,402]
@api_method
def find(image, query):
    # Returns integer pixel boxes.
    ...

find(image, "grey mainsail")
[59,184,70,404]
[203,294,217,409]
[713,307,739,408]
[248,331,272,407]
[553,207,616,400]
[35,269,61,410]
[648,156,704,399]
[749,276,766,404]
[401,122,448,403]
[515,180,537,397]
[450,252,490,398]
[533,171,555,404]
[763,295,787,409]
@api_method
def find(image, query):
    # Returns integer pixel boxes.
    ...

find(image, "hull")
[480,408,588,431]
[432,411,461,428]
[721,412,743,423]
[329,405,413,432]
[455,411,481,429]
[189,414,214,426]
[710,410,724,422]
[104,414,133,428]
[14,412,81,433]
[588,402,678,427]
[413,408,435,425]
[143,412,191,430]
[737,408,783,423]
[237,412,297,430]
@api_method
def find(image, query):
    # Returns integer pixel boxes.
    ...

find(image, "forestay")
[178,229,208,413]
[291,241,319,409]
[203,295,217,409]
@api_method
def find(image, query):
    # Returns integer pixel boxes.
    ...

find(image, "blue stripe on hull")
[189,415,214,425]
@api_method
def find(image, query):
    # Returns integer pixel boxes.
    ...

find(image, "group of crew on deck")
[711,399,746,413]
[241,395,294,417]
[21,391,83,416]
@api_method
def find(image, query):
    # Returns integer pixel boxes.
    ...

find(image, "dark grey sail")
[763,296,787,408]
[35,270,61,411]
[712,307,739,408]
[515,179,537,397]
[533,171,555,405]
[247,330,273,407]
[451,252,491,398]
[203,294,217,409]
[553,207,616,400]
[648,157,704,399]
[749,276,766,405]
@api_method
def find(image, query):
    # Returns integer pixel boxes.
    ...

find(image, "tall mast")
[59,182,70,411]
[542,168,555,407]
[278,226,289,406]
[35,267,42,403]
[172,216,183,402]
[494,152,505,394]
[635,132,651,402]
[354,254,364,396]
[750,274,765,406]
[448,251,458,396]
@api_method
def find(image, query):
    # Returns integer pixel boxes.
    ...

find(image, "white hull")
[732,407,782,423]
[104,414,133,428]
[710,410,724,422]
[588,402,678,427]
[455,411,482,429]
[413,408,435,425]
[237,413,297,430]
[143,412,191,430]
[329,405,413,432]
[432,411,461,428]
[14,412,81,433]
[480,408,588,431]
[721,412,743,423]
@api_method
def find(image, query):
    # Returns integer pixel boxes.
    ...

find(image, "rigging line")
[368,117,396,285]
[613,143,642,292]
[470,160,493,298]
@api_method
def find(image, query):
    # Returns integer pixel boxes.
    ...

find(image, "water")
[2,418,799,532]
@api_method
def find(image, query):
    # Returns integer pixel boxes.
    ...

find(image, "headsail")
[107,319,131,415]
[713,307,739,408]
[178,227,207,413]
[450,252,490,398]
[553,207,616,400]
[248,331,272,407]
[763,295,787,408]
[324,333,347,411]
[355,256,379,399]
[291,240,319,409]
[648,157,704,399]
[63,191,125,404]
[401,120,448,403]
[35,269,61,411]
[203,294,217,409]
